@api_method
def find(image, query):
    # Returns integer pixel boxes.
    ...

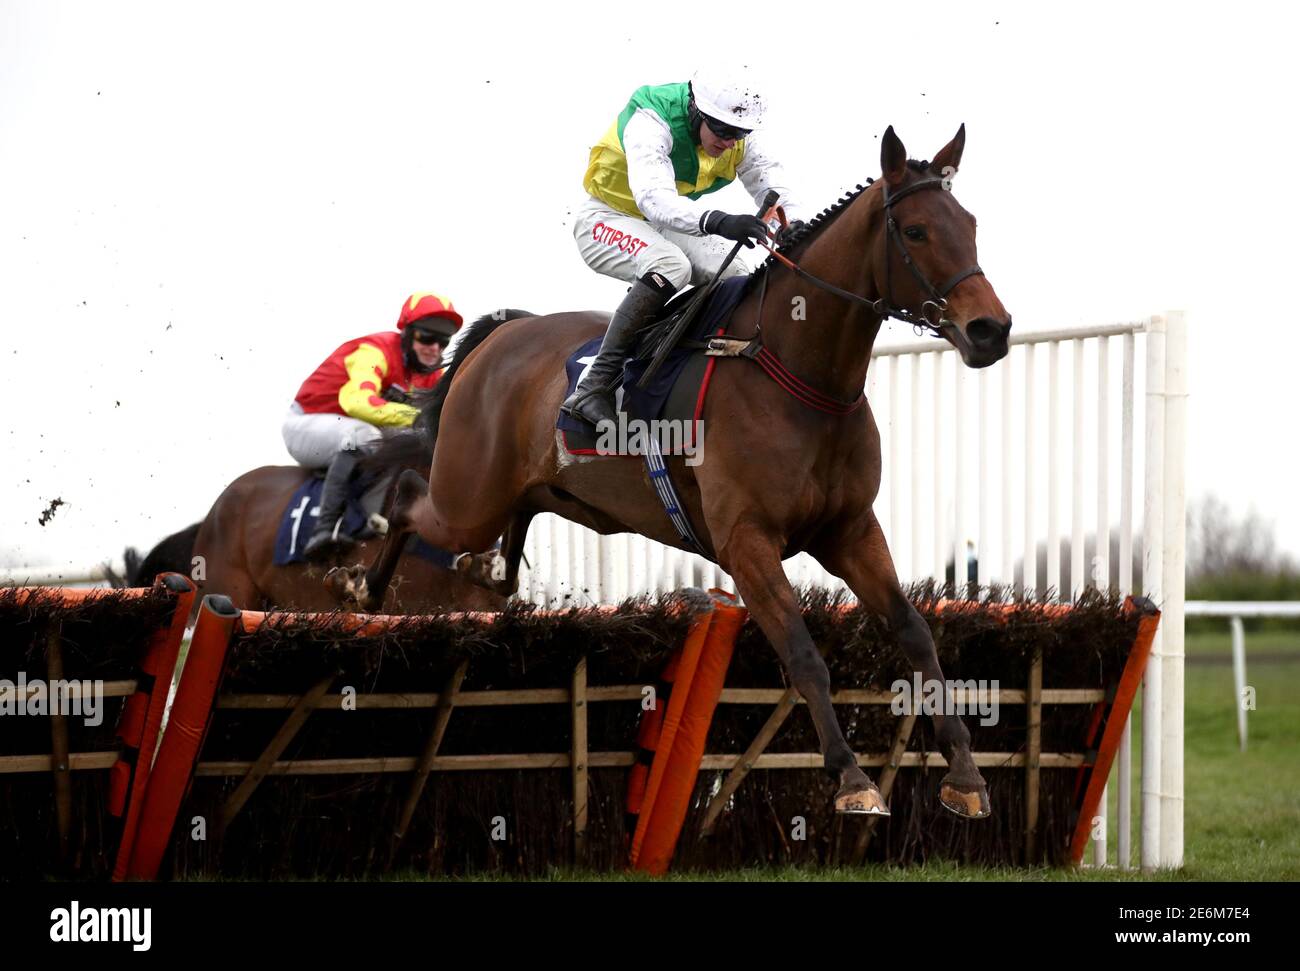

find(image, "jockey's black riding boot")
[561,272,676,427]
[303,446,361,562]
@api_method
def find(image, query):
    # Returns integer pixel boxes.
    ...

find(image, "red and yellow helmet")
[397,291,463,334]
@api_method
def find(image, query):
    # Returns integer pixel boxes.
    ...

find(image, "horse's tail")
[127,523,202,587]
[108,548,142,588]
[414,309,535,448]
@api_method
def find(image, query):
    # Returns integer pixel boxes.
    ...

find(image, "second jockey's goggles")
[409,319,455,344]
[702,113,751,141]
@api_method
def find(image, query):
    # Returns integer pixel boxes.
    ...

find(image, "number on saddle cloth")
[271,471,453,567]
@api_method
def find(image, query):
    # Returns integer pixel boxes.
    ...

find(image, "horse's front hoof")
[356,578,384,612]
[454,551,508,592]
[323,565,355,603]
[939,781,991,819]
[324,564,372,610]
[835,783,890,816]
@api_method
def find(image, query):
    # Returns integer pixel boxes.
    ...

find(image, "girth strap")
[642,435,712,559]
[706,335,864,416]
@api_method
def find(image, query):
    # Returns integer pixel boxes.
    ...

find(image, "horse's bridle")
[878,177,984,334]
[762,176,984,338]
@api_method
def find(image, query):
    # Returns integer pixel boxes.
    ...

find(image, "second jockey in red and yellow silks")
[282,291,463,560]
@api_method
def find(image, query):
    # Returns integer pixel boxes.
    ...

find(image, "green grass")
[392,862,1207,882]
[1183,627,1300,658]
[1114,630,1300,880]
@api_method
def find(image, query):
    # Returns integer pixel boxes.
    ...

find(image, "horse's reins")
[714,176,983,417]
[758,176,984,338]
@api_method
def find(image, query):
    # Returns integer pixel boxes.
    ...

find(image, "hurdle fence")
[1,581,1158,878]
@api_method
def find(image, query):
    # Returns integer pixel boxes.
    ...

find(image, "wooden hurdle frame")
[2,580,1159,877]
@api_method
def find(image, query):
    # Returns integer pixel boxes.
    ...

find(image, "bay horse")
[193,434,505,613]
[334,126,1011,818]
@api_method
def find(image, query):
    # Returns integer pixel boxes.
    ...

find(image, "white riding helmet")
[690,68,766,131]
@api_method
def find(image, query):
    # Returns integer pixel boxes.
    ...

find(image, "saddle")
[630,282,718,361]
[555,277,752,455]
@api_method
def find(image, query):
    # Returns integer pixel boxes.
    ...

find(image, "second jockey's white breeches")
[571,196,753,291]
[281,402,383,469]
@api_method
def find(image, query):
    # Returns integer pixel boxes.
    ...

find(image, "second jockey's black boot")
[561,272,676,428]
[303,446,362,562]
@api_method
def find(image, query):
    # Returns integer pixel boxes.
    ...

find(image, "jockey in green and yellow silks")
[282,291,463,561]
[583,83,749,221]
[562,69,808,428]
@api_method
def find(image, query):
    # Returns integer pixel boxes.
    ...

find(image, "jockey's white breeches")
[281,402,383,469]
[571,196,753,291]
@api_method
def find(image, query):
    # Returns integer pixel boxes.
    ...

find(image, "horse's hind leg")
[719,521,888,815]
[816,514,991,819]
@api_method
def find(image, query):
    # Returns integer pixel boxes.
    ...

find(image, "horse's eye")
[904,226,927,242]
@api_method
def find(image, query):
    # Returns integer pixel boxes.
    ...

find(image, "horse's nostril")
[967,318,1008,348]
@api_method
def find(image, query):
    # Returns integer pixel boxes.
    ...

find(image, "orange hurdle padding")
[1068,596,1161,864]
[6,585,163,608]
[1070,694,1110,806]
[107,574,196,828]
[238,607,514,635]
[630,594,747,875]
[119,594,240,881]
[624,652,681,826]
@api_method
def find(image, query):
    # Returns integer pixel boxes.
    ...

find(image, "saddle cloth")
[556,276,750,455]
[273,472,455,567]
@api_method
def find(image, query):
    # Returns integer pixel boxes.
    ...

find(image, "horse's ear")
[881,126,908,187]
[931,123,966,177]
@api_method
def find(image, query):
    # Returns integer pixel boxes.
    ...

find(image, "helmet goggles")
[701,112,751,142]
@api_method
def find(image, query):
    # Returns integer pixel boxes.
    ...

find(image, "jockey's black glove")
[774,219,807,249]
[701,210,770,248]
[381,385,413,405]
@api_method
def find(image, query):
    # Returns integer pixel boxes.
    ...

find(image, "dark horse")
[116,522,202,588]
[193,433,505,613]
[334,126,1011,818]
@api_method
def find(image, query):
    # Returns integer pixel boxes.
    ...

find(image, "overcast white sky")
[2,0,1297,573]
